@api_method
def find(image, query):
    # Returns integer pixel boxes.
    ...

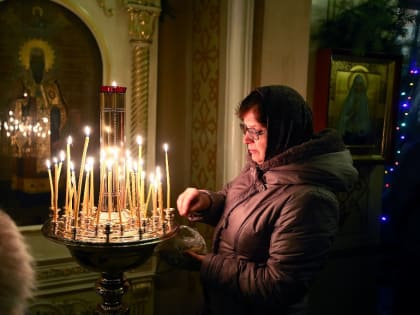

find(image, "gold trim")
[19,39,55,72]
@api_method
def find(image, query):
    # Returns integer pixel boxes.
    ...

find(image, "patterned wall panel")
[190,0,220,191]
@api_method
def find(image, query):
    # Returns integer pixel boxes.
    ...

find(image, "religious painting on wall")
[313,48,402,163]
[0,0,102,225]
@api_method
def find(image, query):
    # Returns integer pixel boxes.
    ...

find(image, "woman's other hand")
[184,249,205,266]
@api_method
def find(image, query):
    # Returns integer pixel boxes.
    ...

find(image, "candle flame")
[136,135,143,145]
[156,166,161,179]
[106,159,113,170]
[87,156,94,167]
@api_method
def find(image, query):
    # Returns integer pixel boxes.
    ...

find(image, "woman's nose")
[243,133,253,144]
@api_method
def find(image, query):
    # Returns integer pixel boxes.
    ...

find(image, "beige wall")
[257,0,312,97]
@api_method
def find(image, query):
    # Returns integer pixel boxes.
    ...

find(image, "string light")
[381,65,420,223]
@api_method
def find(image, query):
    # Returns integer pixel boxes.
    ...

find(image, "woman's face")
[242,110,267,165]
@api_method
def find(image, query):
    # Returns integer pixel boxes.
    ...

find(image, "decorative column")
[124,1,161,158]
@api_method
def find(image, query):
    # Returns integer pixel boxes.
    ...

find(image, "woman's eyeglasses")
[239,123,265,141]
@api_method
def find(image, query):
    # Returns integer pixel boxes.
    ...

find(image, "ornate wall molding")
[96,0,115,17]
[125,1,161,159]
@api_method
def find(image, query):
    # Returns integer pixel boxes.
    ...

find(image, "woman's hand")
[184,249,205,263]
[176,188,211,216]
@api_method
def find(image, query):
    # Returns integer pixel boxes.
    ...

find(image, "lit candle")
[68,183,74,221]
[136,136,143,213]
[46,160,54,209]
[66,165,75,229]
[144,174,153,217]
[56,151,65,211]
[72,161,80,228]
[140,169,145,216]
[134,162,139,212]
[156,167,164,218]
[76,126,90,213]
[53,157,59,216]
[125,156,133,213]
[82,164,90,216]
[150,173,157,217]
[131,169,136,209]
[107,159,113,221]
[66,161,75,219]
[88,157,94,210]
[163,143,170,209]
[96,152,105,226]
[65,136,72,210]
[114,148,121,211]
[98,150,105,209]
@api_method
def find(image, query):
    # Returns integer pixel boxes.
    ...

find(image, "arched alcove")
[0,0,102,225]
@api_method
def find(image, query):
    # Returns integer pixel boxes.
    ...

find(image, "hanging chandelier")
[2,93,50,158]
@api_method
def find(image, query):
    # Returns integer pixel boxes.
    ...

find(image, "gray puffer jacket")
[188,129,359,315]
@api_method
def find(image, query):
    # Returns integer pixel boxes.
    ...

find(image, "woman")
[177,85,359,315]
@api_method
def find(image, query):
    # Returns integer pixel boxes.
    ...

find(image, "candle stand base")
[95,272,129,315]
[42,217,177,314]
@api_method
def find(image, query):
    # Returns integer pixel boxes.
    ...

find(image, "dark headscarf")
[239,85,314,161]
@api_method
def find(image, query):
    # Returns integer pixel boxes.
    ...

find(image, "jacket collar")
[249,129,346,172]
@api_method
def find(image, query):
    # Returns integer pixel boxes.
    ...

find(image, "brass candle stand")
[42,84,178,314]
[42,207,177,314]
